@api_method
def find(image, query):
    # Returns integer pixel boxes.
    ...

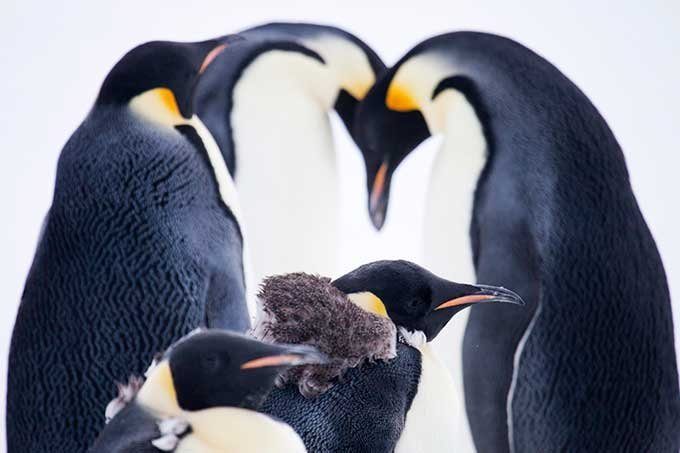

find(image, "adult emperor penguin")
[7,38,251,452]
[257,260,523,452]
[353,33,680,451]
[90,329,325,452]
[195,23,385,287]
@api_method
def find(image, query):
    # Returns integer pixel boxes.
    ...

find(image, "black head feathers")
[96,36,242,117]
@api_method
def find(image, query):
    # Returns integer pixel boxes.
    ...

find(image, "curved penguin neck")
[230,50,341,282]
[430,32,627,190]
[230,50,339,170]
[424,89,486,281]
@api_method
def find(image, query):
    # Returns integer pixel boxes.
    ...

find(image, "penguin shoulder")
[177,407,306,453]
[89,402,161,453]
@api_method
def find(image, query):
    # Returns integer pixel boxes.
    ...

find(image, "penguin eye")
[407,299,420,310]
[201,353,223,372]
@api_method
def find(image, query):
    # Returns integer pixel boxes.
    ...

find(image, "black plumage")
[255,265,521,452]
[254,271,421,452]
[354,32,680,452]
[262,343,421,452]
[7,40,249,452]
[195,22,386,177]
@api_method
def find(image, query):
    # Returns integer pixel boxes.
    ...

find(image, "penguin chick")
[259,261,523,452]
[91,329,326,453]
[254,273,397,397]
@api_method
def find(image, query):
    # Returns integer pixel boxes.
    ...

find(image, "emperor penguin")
[7,37,250,452]
[91,329,325,452]
[353,32,680,452]
[256,260,523,452]
[195,23,385,287]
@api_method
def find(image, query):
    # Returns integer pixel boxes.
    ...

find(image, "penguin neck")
[230,50,341,280]
[136,362,182,417]
[185,115,244,227]
[395,329,463,452]
[230,50,339,161]
[230,49,340,178]
[423,90,487,281]
[128,97,244,228]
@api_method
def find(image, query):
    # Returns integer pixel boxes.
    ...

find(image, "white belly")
[423,96,487,453]
[396,343,468,453]
[232,57,339,288]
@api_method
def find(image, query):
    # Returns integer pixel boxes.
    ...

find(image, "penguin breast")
[175,407,307,453]
[396,344,466,453]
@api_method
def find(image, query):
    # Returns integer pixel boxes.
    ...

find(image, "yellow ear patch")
[386,83,419,112]
[155,88,181,117]
[345,80,372,101]
[129,87,184,127]
[347,292,389,318]
[136,361,180,416]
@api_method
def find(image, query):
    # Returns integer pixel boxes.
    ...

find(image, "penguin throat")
[230,50,341,282]
[299,34,376,100]
[398,327,428,349]
[424,90,486,283]
[136,361,182,417]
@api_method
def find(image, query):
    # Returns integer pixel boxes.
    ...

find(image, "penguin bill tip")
[473,285,525,306]
[370,208,386,230]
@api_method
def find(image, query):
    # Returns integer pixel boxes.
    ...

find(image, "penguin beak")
[434,285,525,310]
[198,43,228,75]
[241,345,328,370]
[421,283,524,341]
[175,41,231,118]
[368,160,391,230]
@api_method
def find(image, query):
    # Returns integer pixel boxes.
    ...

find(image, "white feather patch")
[398,327,427,348]
[151,416,190,451]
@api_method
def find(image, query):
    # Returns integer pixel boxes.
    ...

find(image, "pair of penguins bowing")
[7,21,679,453]
[92,261,523,452]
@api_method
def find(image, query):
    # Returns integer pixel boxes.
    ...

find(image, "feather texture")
[253,273,397,397]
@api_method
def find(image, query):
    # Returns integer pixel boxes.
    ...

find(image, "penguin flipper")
[89,403,161,453]
[204,268,250,332]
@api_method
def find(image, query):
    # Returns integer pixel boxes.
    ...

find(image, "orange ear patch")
[155,88,181,117]
[386,83,419,111]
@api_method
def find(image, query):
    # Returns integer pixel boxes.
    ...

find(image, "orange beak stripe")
[199,43,228,74]
[240,354,302,370]
[370,162,388,209]
[435,294,496,310]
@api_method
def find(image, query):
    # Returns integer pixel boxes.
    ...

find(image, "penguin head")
[355,35,482,230]
[333,260,524,341]
[96,37,238,122]
[136,330,326,414]
[240,22,386,139]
